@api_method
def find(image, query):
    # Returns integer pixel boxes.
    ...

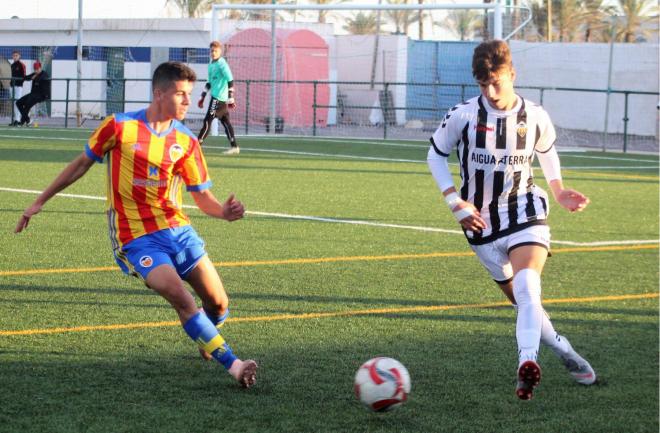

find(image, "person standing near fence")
[197,40,239,155]
[9,50,26,126]
[427,40,596,400]
[14,61,258,388]
[16,61,50,127]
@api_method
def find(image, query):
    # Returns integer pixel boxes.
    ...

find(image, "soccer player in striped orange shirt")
[15,61,257,388]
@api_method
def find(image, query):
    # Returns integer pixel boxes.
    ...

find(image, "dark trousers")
[16,93,46,124]
[198,98,236,146]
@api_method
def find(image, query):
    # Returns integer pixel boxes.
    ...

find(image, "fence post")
[65,79,70,129]
[539,88,544,106]
[10,78,16,122]
[623,92,630,153]
[383,82,389,139]
[313,81,317,137]
[460,84,465,102]
[245,80,250,135]
[122,78,127,113]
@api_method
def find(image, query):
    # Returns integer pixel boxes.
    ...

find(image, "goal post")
[207,1,531,139]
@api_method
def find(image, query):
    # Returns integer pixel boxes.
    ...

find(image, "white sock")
[513,269,543,366]
[540,310,571,356]
[513,304,571,356]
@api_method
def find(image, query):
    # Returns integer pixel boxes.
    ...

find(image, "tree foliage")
[343,12,378,35]
[527,0,657,42]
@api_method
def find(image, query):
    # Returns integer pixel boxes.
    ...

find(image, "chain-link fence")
[1,76,657,153]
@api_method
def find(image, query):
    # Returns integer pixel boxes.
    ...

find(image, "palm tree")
[614,0,659,42]
[308,0,347,24]
[210,0,273,21]
[385,0,418,35]
[418,0,425,39]
[442,10,482,41]
[553,0,585,42]
[582,0,614,42]
[343,12,378,35]
[481,0,492,40]
[167,0,212,18]
[529,0,548,41]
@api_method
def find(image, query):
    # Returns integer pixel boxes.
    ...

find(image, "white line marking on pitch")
[1,133,657,167]
[2,187,657,247]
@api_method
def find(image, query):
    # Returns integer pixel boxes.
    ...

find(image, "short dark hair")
[152,61,196,91]
[472,40,513,82]
[12,50,20,55]
[210,40,222,49]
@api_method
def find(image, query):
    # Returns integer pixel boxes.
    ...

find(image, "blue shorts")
[114,226,207,280]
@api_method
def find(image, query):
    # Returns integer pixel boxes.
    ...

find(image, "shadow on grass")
[0,328,656,433]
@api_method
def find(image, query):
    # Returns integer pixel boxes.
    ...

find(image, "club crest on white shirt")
[516,121,528,138]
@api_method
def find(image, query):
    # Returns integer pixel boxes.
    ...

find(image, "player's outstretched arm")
[536,146,589,212]
[548,180,590,212]
[15,152,95,233]
[190,189,245,222]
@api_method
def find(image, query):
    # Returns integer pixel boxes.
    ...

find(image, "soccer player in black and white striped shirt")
[428,40,596,400]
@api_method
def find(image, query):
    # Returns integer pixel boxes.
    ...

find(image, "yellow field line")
[1,293,656,337]
[0,244,657,277]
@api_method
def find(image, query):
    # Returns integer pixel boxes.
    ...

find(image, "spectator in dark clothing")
[17,61,50,126]
[9,50,26,126]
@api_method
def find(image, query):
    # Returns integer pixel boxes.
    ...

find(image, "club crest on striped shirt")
[516,121,527,138]
[169,144,184,163]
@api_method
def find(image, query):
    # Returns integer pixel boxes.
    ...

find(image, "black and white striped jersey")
[429,95,557,245]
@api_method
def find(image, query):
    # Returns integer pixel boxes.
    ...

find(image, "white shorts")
[469,225,551,283]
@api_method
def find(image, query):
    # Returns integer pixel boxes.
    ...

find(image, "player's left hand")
[15,203,43,233]
[222,193,245,221]
[556,188,590,212]
[227,97,236,110]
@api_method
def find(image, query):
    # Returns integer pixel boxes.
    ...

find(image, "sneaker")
[223,146,240,155]
[516,360,542,400]
[556,337,596,385]
[236,359,258,388]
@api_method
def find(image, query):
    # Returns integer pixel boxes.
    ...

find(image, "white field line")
[3,187,657,247]
[203,145,659,170]
[1,132,657,166]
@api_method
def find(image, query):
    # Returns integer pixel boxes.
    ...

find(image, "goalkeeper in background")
[197,40,239,155]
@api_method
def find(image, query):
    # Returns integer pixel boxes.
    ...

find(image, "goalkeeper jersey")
[208,58,233,101]
[85,109,212,250]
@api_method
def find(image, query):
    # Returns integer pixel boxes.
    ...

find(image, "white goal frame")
[210,1,531,134]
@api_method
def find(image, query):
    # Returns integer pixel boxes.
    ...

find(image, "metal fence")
[1,77,657,153]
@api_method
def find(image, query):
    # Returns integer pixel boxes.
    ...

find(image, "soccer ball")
[354,357,411,412]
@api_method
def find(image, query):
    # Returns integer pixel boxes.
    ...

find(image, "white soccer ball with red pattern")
[354,357,411,412]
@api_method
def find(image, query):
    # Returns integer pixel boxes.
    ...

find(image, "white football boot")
[554,336,597,385]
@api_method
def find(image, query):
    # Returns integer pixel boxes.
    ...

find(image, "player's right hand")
[221,193,245,222]
[15,203,42,233]
[453,202,487,232]
[197,98,204,109]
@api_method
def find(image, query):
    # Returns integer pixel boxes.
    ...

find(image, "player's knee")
[513,268,541,306]
[203,297,229,318]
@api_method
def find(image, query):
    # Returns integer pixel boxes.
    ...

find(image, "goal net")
[202,2,531,141]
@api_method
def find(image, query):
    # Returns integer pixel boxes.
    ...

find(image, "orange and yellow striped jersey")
[85,109,211,250]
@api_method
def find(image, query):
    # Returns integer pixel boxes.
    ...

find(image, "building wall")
[510,41,659,136]
[0,19,657,135]
[334,34,408,125]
